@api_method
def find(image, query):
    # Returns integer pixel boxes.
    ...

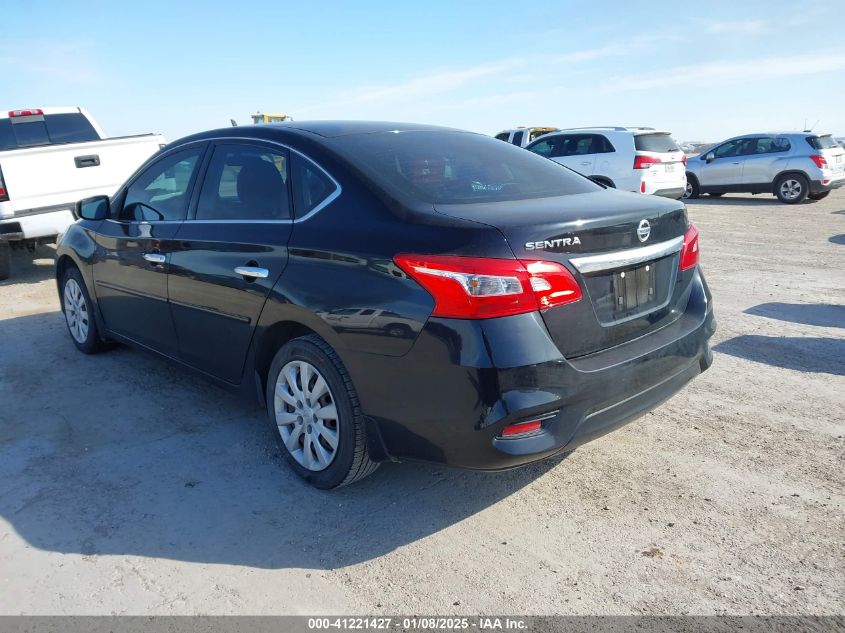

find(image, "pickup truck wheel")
[266,334,379,489]
[775,174,809,204]
[808,191,830,201]
[61,267,110,354]
[0,243,9,281]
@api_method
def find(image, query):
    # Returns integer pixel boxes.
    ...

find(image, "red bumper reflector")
[501,420,542,437]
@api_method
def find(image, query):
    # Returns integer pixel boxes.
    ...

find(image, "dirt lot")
[0,190,843,616]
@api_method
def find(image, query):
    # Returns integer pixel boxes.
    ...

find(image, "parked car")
[494,126,558,148]
[525,127,687,199]
[56,121,715,489]
[683,132,845,203]
[0,107,165,279]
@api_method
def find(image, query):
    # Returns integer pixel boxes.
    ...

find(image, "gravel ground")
[0,190,842,616]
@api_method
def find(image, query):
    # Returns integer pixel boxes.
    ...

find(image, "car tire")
[266,334,379,489]
[775,174,809,204]
[60,266,111,354]
[0,243,10,281]
[683,175,699,199]
[808,191,830,201]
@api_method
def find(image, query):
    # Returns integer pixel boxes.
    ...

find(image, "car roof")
[170,120,468,147]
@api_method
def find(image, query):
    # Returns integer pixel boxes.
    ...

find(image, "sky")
[3,0,844,144]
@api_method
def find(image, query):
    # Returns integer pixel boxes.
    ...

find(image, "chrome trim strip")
[569,236,683,274]
[95,280,167,303]
[169,298,251,324]
[104,142,341,226]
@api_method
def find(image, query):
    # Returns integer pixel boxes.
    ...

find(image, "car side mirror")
[76,195,110,221]
[704,152,715,163]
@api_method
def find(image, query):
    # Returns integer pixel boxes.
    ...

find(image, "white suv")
[526,127,687,199]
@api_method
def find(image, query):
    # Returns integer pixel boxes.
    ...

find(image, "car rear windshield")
[329,131,599,204]
[0,112,99,150]
[634,133,680,153]
[806,135,839,150]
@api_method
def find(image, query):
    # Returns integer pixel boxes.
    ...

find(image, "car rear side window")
[634,134,680,153]
[121,147,203,222]
[196,144,291,221]
[331,130,598,204]
[511,131,525,146]
[806,135,839,150]
[752,137,791,154]
[291,153,338,217]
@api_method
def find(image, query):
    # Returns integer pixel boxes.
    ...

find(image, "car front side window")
[120,147,203,222]
[713,139,750,159]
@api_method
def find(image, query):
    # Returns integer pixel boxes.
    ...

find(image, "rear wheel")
[266,334,378,489]
[808,191,830,201]
[0,243,10,281]
[775,174,808,204]
[683,175,699,199]
[61,266,111,354]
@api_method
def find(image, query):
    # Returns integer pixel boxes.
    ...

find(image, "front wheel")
[266,335,379,489]
[682,176,699,199]
[808,191,830,201]
[61,267,111,354]
[775,174,809,204]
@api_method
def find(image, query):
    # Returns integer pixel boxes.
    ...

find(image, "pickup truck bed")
[0,107,165,279]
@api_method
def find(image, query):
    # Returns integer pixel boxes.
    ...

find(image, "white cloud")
[706,19,768,34]
[0,40,100,83]
[602,50,845,92]
[300,58,523,115]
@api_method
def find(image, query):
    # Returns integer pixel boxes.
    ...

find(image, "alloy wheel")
[683,182,694,199]
[63,278,89,344]
[273,360,339,471]
[779,179,802,201]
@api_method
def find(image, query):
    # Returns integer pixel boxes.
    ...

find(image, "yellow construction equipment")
[251,113,293,124]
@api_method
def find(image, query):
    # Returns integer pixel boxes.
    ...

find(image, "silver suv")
[684,132,845,203]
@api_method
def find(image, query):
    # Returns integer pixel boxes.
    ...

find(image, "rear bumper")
[811,173,845,194]
[651,186,685,199]
[0,207,75,242]
[348,267,715,469]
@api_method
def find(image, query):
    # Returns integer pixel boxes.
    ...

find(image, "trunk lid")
[435,189,692,358]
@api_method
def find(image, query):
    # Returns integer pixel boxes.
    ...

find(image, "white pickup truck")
[0,107,165,279]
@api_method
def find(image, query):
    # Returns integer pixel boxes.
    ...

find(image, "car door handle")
[234,266,269,279]
[143,253,166,264]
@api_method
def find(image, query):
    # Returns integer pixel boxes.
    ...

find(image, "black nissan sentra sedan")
[56,121,715,488]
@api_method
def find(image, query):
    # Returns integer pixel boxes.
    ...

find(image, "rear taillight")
[8,109,43,118]
[394,254,582,319]
[810,154,828,169]
[679,224,699,271]
[634,155,663,169]
[681,154,687,166]
[0,165,8,202]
